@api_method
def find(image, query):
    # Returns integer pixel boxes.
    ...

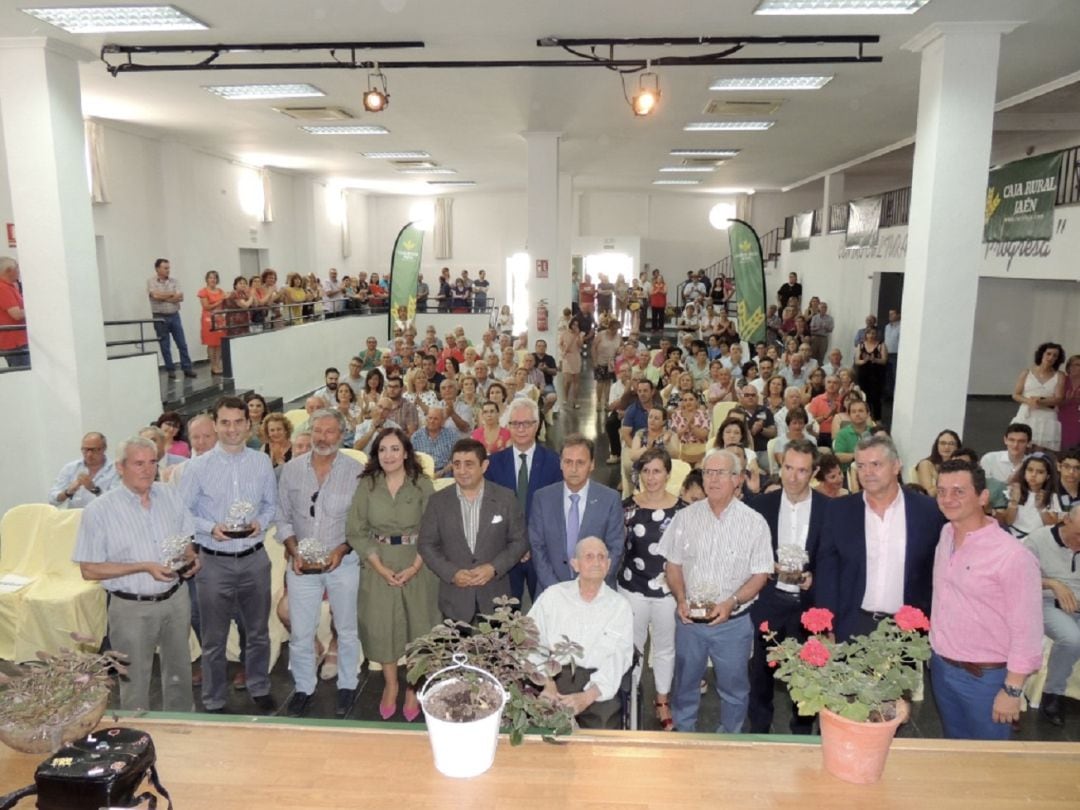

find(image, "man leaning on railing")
[0,256,30,369]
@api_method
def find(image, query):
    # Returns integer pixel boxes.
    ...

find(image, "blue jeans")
[153,310,192,372]
[672,612,753,733]
[929,652,1011,740]
[1043,602,1080,695]
[285,552,360,694]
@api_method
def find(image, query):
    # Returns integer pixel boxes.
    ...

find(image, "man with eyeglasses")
[733,386,776,468]
[816,434,944,642]
[485,398,562,601]
[273,409,361,718]
[50,432,118,508]
[659,448,773,733]
[382,375,418,436]
[1024,501,1080,728]
[924,458,1044,739]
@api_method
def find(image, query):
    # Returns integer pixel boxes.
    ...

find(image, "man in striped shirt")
[74,436,200,712]
[660,448,773,733]
[180,396,278,713]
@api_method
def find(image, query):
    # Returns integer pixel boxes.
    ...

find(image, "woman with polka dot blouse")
[619,446,687,730]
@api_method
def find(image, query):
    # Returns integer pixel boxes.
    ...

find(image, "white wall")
[0,354,160,516]
[779,207,1080,395]
[228,314,385,403]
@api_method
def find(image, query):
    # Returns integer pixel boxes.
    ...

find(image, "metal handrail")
[103,318,162,359]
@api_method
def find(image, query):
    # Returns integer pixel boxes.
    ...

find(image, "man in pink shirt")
[930,459,1044,739]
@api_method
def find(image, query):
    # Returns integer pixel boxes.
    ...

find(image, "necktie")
[517,452,529,512]
[566,493,581,561]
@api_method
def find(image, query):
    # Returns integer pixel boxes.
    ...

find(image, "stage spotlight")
[362,68,390,112]
[631,71,661,117]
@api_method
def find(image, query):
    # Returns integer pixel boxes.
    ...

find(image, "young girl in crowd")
[1003,452,1062,538]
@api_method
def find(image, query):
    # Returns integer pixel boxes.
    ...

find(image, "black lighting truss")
[100,34,881,76]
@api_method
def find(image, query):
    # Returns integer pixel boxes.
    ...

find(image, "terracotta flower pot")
[819,700,908,785]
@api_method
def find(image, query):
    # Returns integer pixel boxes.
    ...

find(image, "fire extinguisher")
[536,298,549,332]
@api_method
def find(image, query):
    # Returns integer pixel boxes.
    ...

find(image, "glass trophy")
[296,537,331,575]
[161,534,195,577]
[222,500,256,538]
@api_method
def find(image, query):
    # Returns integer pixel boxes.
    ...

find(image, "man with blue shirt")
[74,436,199,712]
[49,432,118,508]
[180,396,278,713]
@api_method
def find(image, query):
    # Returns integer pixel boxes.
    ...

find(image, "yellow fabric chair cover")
[666,459,692,497]
[708,401,739,444]
[340,448,368,466]
[415,452,436,479]
[0,505,107,662]
[432,477,456,492]
[284,409,308,431]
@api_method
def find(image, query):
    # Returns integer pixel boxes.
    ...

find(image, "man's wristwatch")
[1002,684,1023,698]
[731,595,742,612]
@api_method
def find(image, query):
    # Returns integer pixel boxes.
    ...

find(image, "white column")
[823,172,845,231]
[523,131,562,337]
[892,22,1020,464]
[0,38,111,436]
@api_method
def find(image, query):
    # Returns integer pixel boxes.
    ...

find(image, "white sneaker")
[553,402,561,414]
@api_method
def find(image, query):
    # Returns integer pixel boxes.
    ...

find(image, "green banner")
[984,151,1062,242]
[790,211,812,252]
[728,219,766,345]
[388,221,424,337]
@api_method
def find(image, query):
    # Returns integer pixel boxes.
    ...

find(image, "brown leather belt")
[939,655,1006,679]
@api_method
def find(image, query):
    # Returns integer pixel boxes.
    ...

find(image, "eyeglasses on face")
[508,420,538,430]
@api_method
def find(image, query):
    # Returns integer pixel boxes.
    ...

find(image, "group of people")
[417,266,491,313]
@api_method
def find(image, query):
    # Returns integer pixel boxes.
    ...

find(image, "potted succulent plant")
[405,597,580,777]
[761,605,931,784]
[0,638,128,755]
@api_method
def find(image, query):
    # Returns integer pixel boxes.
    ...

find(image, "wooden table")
[1,715,1077,809]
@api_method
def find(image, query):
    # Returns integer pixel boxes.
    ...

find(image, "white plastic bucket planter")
[418,654,508,779]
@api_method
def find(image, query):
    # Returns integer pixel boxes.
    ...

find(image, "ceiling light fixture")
[754,0,930,14]
[398,168,458,175]
[21,4,207,32]
[361,151,431,159]
[659,166,715,173]
[684,121,774,131]
[362,66,390,113]
[653,180,701,186]
[302,125,389,135]
[670,148,741,158]
[204,83,324,100]
[427,180,475,186]
[709,76,833,90]
[630,61,661,117]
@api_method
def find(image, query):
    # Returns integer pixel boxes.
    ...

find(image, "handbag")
[0,728,172,810]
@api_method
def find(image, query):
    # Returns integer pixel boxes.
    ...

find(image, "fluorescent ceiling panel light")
[21,4,208,32]
[204,84,324,100]
[659,166,715,173]
[754,0,930,14]
[399,168,457,175]
[670,149,740,158]
[362,151,432,159]
[684,121,774,131]
[653,180,701,186]
[427,180,475,186]
[302,125,389,135]
[709,76,833,91]
[711,187,756,194]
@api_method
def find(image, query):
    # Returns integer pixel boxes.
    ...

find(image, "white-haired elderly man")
[410,403,461,477]
[73,436,200,712]
[660,448,773,734]
[275,409,362,719]
[0,256,29,367]
[529,536,634,729]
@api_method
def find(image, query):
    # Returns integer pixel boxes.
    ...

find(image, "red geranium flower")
[798,637,830,667]
[894,605,930,633]
[768,660,778,669]
[801,607,834,634]
[759,621,770,634]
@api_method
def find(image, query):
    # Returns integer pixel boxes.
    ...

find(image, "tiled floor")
[131,333,1078,738]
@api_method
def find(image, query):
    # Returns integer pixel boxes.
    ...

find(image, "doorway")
[239,248,268,279]
[876,272,903,326]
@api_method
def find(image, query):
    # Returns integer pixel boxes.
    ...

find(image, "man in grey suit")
[419,438,528,623]
[529,434,625,594]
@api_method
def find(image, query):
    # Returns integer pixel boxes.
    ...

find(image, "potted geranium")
[405,597,579,778]
[762,605,931,784]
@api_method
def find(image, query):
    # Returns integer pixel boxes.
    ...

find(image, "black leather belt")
[200,541,264,558]
[860,609,893,622]
[111,581,182,603]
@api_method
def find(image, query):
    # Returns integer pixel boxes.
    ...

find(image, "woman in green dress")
[347,426,439,721]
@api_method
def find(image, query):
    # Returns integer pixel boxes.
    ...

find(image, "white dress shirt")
[861,489,908,613]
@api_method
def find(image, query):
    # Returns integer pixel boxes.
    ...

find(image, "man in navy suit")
[816,434,945,643]
[747,439,828,734]
[529,434,624,594]
[484,398,562,601]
